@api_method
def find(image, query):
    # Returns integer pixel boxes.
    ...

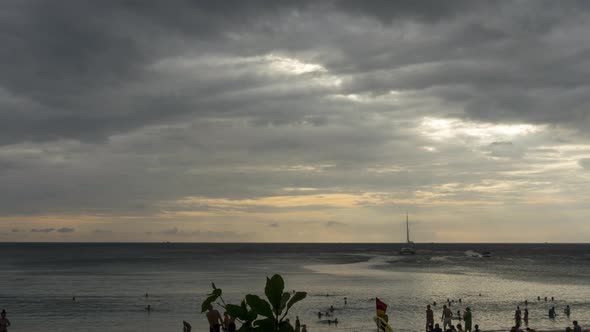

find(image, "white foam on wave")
[465,250,482,258]
[430,256,451,262]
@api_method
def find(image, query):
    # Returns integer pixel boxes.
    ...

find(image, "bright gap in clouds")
[420,117,543,142]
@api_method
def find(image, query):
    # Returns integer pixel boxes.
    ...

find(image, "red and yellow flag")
[376,298,388,317]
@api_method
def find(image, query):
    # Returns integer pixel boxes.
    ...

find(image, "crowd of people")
[423,296,583,332]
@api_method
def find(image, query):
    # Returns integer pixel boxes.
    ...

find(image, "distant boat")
[399,213,416,255]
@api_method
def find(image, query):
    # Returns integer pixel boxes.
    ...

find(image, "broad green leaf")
[286,292,307,311]
[254,318,276,330]
[208,288,222,297]
[246,308,258,322]
[279,292,291,313]
[278,321,295,332]
[201,294,219,313]
[226,304,247,320]
[246,294,274,319]
[264,274,285,314]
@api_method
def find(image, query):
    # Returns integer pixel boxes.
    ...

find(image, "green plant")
[201,274,307,332]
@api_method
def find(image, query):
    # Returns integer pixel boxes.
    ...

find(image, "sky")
[1,1,590,242]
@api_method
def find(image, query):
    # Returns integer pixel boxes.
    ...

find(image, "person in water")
[515,306,522,328]
[183,321,192,332]
[573,321,583,332]
[457,324,464,332]
[301,325,307,332]
[426,305,434,332]
[463,308,472,332]
[146,304,152,312]
[473,325,480,332]
[0,310,10,332]
[524,308,529,327]
[564,305,571,318]
[442,305,453,331]
[206,304,223,332]
[548,306,556,319]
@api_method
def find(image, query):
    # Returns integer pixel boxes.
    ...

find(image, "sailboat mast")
[406,213,410,244]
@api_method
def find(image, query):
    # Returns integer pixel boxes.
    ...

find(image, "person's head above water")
[1,309,5,318]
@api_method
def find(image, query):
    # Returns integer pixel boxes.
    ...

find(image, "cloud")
[30,228,55,233]
[2,1,590,242]
[57,227,75,233]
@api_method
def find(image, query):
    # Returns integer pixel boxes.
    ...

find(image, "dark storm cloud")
[2,0,590,230]
[2,0,590,146]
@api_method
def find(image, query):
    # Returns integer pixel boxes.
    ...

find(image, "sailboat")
[399,213,416,255]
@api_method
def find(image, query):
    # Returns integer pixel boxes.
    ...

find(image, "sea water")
[0,243,589,332]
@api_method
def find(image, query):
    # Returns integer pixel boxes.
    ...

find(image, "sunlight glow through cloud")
[420,117,543,142]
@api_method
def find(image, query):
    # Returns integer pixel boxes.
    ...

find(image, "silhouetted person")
[457,323,464,332]
[0,310,10,332]
[330,305,334,312]
[434,301,437,306]
[183,321,192,332]
[344,297,347,305]
[524,308,529,326]
[301,324,307,332]
[223,312,235,332]
[551,297,554,301]
[145,293,149,298]
[544,297,547,302]
[459,299,462,304]
[146,304,152,313]
[524,300,528,306]
[515,306,522,328]
[456,310,461,321]
[463,308,472,332]
[442,305,453,331]
[206,304,223,332]
[334,318,338,326]
[474,325,480,332]
[318,311,323,319]
[573,321,582,332]
[72,296,76,301]
[433,323,443,332]
[548,306,556,319]
[426,305,434,331]
[564,305,571,317]
[537,296,541,301]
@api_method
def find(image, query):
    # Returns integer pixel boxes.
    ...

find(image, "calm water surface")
[0,243,589,332]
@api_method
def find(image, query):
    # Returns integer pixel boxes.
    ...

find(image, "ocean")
[0,243,589,332]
